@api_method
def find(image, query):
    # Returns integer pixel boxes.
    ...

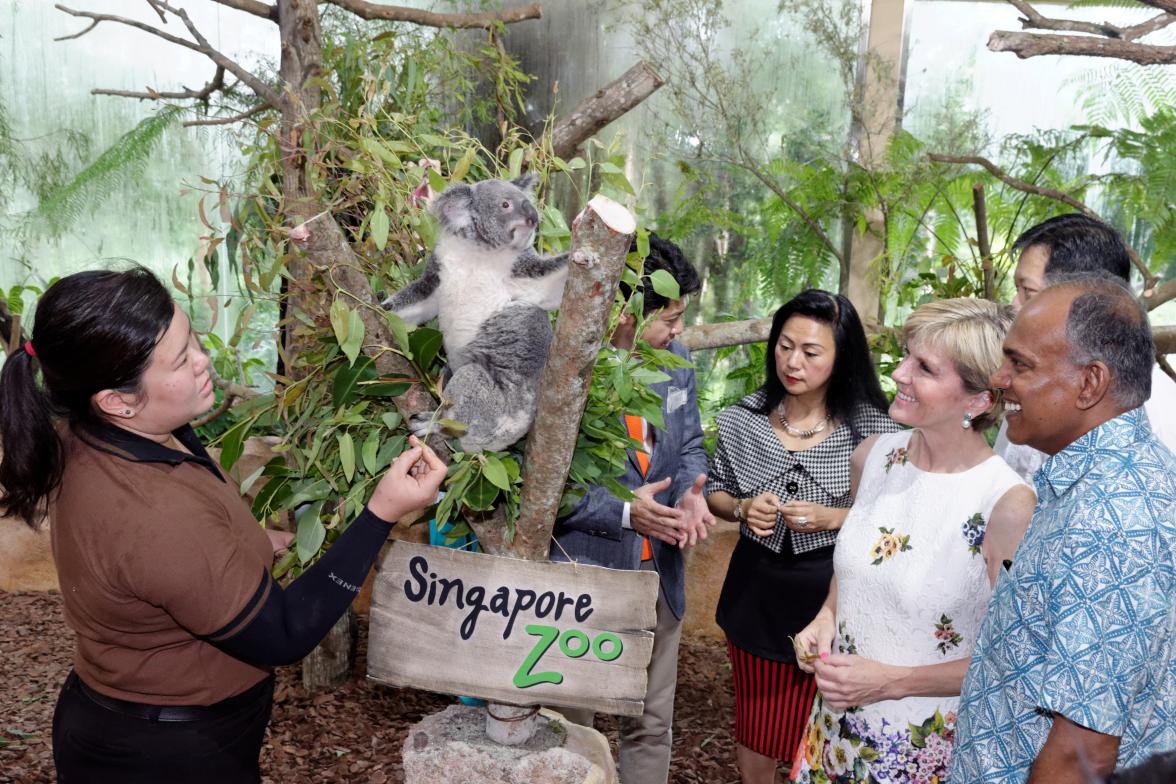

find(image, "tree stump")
[302,608,356,692]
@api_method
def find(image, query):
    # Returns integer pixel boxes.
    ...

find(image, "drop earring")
[962,413,973,429]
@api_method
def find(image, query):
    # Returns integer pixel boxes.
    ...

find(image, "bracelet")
[733,498,746,522]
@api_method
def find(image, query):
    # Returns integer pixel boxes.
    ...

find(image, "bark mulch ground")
[1,591,745,783]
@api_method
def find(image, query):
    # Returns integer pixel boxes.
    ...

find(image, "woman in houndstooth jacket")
[706,290,897,784]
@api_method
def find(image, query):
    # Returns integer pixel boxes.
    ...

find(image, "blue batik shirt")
[951,407,1176,784]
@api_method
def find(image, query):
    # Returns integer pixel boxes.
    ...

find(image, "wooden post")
[509,196,636,561]
[483,194,635,741]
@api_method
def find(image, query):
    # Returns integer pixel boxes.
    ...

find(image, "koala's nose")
[524,204,538,227]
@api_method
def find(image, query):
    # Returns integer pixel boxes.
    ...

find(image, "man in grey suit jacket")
[551,233,714,784]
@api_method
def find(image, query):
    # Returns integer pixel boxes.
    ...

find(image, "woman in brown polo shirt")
[0,268,447,783]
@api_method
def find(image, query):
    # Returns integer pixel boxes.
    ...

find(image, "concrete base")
[403,705,617,784]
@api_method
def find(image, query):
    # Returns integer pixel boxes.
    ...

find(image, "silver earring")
[124,409,132,416]
[962,413,973,429]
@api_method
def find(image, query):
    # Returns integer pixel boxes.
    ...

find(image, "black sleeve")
[206,507,393,666]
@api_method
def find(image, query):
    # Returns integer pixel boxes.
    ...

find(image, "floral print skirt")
[790,693,957,783]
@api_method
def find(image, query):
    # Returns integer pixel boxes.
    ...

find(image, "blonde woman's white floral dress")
[791,430,1028,784]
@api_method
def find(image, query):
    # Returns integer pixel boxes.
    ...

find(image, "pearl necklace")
[778,402,830,439]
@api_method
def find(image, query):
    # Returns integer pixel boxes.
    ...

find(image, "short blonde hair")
[902,298,1015,431]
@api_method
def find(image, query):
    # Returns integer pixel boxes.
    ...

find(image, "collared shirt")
[52,421,273,706]
[952,408,1176,783]
[994,364,1176,483]
[706,391,898,554]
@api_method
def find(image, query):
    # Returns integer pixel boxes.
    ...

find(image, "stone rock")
[402,704,617,784]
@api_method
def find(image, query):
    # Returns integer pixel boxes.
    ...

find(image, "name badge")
[666,386,688,412]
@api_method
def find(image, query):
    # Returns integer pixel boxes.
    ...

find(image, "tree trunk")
[511,196,636,560]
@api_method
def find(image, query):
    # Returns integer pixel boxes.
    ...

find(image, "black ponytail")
[0,268,173,527]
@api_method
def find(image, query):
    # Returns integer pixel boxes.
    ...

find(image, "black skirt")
[716,536,834,663]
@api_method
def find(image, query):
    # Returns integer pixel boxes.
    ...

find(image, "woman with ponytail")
[0,267,446,783]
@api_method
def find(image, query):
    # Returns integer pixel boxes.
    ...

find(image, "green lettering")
[513,624,564,688]
[593,632,623,662]
[559,628,590,659]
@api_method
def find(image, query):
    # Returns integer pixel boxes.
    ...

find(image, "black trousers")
[53,671,274,784]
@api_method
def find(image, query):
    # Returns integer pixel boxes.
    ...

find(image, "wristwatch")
[733,497,746,523]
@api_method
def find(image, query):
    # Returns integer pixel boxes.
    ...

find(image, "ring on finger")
[795,515,808,528]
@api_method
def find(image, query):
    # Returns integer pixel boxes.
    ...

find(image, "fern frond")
[26,105,182,236]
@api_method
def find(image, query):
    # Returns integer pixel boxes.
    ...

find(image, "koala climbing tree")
[382,173,569,452]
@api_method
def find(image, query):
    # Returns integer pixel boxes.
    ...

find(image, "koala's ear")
[511,172,539,195]
[430,183,475,229]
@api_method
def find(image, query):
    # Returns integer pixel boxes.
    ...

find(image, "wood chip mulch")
[2,591,746,783]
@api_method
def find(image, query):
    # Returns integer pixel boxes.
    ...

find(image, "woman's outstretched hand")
[367,435,447,522]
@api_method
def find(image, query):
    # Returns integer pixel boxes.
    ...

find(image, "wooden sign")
[367,541,659,717]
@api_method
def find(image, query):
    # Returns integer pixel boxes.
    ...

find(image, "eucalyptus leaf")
[329,298,349,347]
[408,327,444,370]
[338,432,356,482]
[361,430,380,475]
[649,269,680,300]
[463,472,499,510]
[385,310,412,357]
[331,355,377,409]
[481,455,510,490]
[370,202,390,250]
[295,500,327,565]
[341,308,365,365]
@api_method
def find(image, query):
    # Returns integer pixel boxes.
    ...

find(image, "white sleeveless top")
[793,429,1030,783]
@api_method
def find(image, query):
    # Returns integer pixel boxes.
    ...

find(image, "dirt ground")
[0,591,748,784]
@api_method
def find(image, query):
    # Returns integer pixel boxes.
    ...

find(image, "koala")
[381,173,568,452]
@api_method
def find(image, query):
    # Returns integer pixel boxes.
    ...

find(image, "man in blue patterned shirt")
[952,275,1176,783]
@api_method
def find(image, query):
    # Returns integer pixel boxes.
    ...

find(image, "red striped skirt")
[726,638,818,762]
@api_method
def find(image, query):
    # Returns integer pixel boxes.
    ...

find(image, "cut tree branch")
[548,61,665,160]
[988,30,1176,65]
[927,152,1154,287]
[513,196,636,561]
[323,0,541,28]
[681,317,772,351]
[55,4,281,109]
[1144,277,1176,311]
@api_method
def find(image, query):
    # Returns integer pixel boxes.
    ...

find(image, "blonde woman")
[791,299,1036,783]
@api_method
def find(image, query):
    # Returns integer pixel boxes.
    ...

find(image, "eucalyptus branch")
[736,146,845,266]
[211,0,277,20]
[55,3,281,110]
[183,103,270,127]
[1006,0,1128,38]
[926,152,1154,286]
[94,65,225,102]
[323,0,542,28]
[144,0,167,23]
[192,393,238,429]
